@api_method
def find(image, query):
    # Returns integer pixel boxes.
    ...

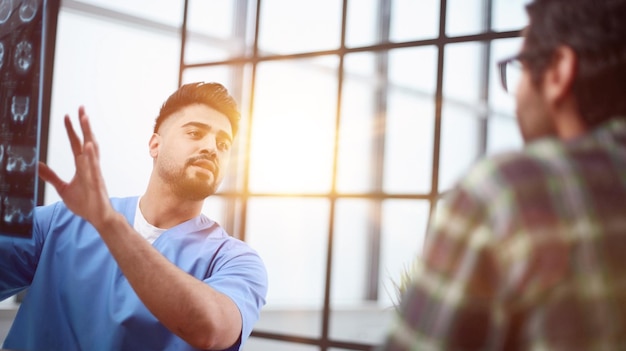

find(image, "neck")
[140,178,205,229]
[556,118,587,140]
[553,97,588,140]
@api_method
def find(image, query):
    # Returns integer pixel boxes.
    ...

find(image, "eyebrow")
[181,121,233,143]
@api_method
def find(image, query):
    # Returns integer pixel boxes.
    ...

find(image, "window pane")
[439,42,484,191]
[383,47,438,194]
[379,200,429,307]
[446,0,484,36]
[73,0,183,27]
[246,197,330,338]
[488,115,522,155]
[258,0,342,55]
[347,0,439,46]
[488,38,523,118]
[493,0,529,32]
[439,106,481,191]
[330,199,393,344]
[202,196,227,229]
[249,57,338,194]
[182,65,236,87]
[331,199,373,305]
[345,0,379,48]
[488,38,524,155]
[336,53,379,193]
[185,0,255,63]
[390,0,439,42]
[201,197,244,240]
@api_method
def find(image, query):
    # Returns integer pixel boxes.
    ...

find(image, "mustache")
[186,155,218,172]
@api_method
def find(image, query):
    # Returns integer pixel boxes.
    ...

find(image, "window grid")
[178,0,521,349]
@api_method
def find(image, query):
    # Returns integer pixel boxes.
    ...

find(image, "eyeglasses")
[497,54,525,95]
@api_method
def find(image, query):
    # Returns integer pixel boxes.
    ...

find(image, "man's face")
[151,103,233,201]
[514,47,557,143]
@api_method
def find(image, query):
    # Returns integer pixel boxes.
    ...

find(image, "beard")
[158,157,220,201]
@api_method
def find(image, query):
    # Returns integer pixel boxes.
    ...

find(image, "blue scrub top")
[0,197,268,351]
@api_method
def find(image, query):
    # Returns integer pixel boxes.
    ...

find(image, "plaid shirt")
[378,118,626,351]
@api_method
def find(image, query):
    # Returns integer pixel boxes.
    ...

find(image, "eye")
[217,140,231,151]
[187,130,201,138]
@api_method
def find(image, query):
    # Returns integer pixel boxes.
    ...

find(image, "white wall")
[44,7,182,205]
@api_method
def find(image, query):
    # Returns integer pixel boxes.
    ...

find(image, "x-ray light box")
[0,0,58,238]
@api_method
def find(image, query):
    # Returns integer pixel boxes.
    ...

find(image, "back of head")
[524,0,626,127]
[154,82,241,136]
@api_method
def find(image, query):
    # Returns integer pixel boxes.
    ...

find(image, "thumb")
[38,161,67,195]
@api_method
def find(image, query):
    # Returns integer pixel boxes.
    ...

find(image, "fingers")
[84,142,104,187]
[38,161,67,195]
[78,106,99,158]
[65,115,82,157]
[65,106,99,159]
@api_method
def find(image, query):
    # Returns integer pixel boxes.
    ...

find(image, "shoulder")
[34,201,73,225]
[207,222,266,273]
[35,196,137,220]
[458,138,565,201]
[214,228,264,262]
[431,138,566,234]
[461,122,623,202]
[33,196,138,234]
[188,216,264,261]
[192,221,268,286]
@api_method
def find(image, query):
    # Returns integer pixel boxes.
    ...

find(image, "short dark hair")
[153,82,241,136]
[524,0,626,127]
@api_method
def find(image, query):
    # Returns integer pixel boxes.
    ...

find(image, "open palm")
[38,107,115,230]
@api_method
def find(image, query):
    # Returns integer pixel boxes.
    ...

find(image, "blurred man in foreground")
[379,0,626,349]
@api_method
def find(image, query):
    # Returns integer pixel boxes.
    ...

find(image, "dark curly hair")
[523,0,626,127]
[153,82,241,137]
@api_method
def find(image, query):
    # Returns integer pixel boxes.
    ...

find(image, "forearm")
[94,212,242,350]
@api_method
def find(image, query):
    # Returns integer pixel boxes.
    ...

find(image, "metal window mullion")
[222,0,251,236]
[365,0,393,302]
[236,0,262,242]
[426,0,448,235]
[177,0,189,87]
[320,0,350,345]
[477,0,494,157]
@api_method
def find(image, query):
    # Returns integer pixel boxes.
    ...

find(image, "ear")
[543,45,577,105]
[148,133,160,158]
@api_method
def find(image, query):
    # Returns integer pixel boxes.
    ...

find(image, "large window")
[8,0,528,349]
[179,0,527,350]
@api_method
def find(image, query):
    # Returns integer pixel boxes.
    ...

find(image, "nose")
[200,148,217,160]
[199,136,218,159]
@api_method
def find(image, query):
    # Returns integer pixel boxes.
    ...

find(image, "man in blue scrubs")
[0,82,268,351]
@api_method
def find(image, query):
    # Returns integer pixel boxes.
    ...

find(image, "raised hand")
[38,106,116,230]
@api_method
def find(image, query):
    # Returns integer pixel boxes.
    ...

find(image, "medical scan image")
[0,0,44,238]
[11,95,30,124]
[19,0,39,23]
[14,40,33,73]
[0,0,12,25]
[2,195,34,226]
[5,145,36,174]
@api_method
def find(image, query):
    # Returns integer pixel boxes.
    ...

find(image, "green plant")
[388,257,421,310]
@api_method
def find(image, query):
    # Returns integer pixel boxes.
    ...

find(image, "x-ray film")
[0,0,46,238]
